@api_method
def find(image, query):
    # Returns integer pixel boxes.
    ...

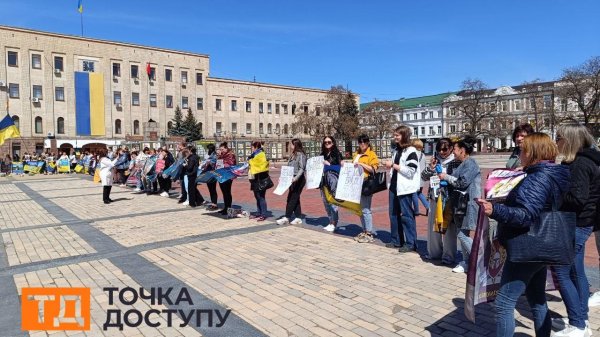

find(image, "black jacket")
[561,147,600,227]
[185,154,199,176]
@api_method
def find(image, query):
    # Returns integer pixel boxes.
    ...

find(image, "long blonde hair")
[557,123,595,163]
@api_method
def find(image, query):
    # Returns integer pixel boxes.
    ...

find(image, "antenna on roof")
[253,76,256,83]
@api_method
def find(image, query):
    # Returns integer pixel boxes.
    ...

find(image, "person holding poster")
[276,139,307,226]
[385,125,420,253]
[216,142,237,215]
[438,137,481,273]
[204,144,219,210]
[99,149,118,204]
[352,134,379,243]
[550,123,600,337]
[248,141,271,221]
[477,133,570,337]
[320,136,343,232]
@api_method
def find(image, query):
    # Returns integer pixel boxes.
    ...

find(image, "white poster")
[335,164,364,203]
[273,166,294,195]
[305,156,324,189]
[216,159,224,169]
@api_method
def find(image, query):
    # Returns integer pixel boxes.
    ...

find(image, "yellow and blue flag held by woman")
[0,114,20,146]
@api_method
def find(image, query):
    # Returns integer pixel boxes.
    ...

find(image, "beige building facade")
[0,25,331,157]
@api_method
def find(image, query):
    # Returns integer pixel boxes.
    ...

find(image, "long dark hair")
[455,136,476,155]
[207,143,216,155]
[320,136,340,156]
[357,134,370,154]
[291,138,305,155]
[251,141,262,150]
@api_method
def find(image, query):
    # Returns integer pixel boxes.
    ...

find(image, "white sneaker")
[160,191,169,197]
[276,217,289,225]
[183,201,189,206]
[119,184,125,187]
[589,291,600,307]
[134,188,141,192]
[553,318,593,337]
[452,262,466,273]
[552,325,588,337]
[176,194,182,199]
[323,224,335,232]
[290,218,303,225]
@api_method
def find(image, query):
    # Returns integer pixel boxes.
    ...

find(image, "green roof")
[360,92,456,110]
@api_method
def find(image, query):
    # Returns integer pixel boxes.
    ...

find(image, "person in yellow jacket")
[248,141,271,221]
[352,134,380,243]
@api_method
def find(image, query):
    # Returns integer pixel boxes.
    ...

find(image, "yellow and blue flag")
[77,0,83,13]
[0,114,21,146]
[75,71,105,136]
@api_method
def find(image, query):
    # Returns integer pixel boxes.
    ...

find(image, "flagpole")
[80,11,84,37]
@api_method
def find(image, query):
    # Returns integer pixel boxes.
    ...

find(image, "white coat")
[100,157,118,186]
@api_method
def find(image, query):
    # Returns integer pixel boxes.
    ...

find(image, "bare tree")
[326,85,360,141]
[291,108,329,141]
[519,79,560,134]
[451,78,500,138]
[556,56,600,131]
[360,100,401,138]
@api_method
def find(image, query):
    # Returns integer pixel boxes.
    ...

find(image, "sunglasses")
[439,147,450,152]
[323,141,333,145]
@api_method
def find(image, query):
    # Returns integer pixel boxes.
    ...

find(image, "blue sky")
[1,0,599,103]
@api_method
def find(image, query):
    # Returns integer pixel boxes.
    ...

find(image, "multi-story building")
[0,25,333,157]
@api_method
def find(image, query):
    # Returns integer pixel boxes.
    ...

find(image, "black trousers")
[285,176,305,219]
[179,175,187,201]
[187,175,204,207]
[219,180,233,211]
[158,176,171,193]
[207,181,218,204]
[116,169,126,184]
[102,186,112,202]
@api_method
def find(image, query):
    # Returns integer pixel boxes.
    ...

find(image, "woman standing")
[385,126,420,252]
[411,139,430,216]
[217,142,237,215]
[183,148,203,207]
[506,123,534,169]
[438,136,481,273]
[477,133,570,337]
[99,149,118,204]
[248,141,270,221]
[204,144,219,210]
[320,136,343,232]
[421,138,461,264]
[277,139,307,226]
[551,123,600,337]
[353,134,380,243]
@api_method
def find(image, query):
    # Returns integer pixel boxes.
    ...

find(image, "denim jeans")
[412,187,430,214]
[320,190,339,225]
[253,189,268,217]
[457,229,473,267]
[182,176,188,202]
[360,194,373,233]
[552,225,593,329]
[399,192,417,249]
[495,261,551,337]
[388,190,405,247]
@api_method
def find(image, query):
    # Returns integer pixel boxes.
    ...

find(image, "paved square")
[1,174,599,336]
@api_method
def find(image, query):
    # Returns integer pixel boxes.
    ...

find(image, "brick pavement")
[0,173,599,337]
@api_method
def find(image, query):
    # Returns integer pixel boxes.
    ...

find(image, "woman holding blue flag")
[320,136,343,232]
[204,144,219,210]
[217,142,237,215]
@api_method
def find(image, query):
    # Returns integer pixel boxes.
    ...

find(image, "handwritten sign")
[305,156,324,189]
[335,164,364,203]
[273,166,294,195]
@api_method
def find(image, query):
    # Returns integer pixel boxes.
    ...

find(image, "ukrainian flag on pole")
[77,0,83,13]
[0,115,20,146]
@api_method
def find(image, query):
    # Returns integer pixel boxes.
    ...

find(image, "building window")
[166,95,173,108]
[292,104,296,115]
[149,67,156,80]
[421,112,426,119]
[231,122,237,134]
[165,69,172,82]
[216,99,222,111]
[182,97,189,109]
[32,54,42,69]
[7,51,18,67]
[438,126,442,135]
[132,92,140,106]
[150,94,157,107]
[215,122,222,134]
[560,99,568,112]
[514,99,522,111]
[246,101,252,112]
[57,117,65,134]
[231,100,238,111]
[421,127,425,135]
[181,71,188,84]
[304,105,309,113]
[114,91,122,105]
[429,126,434,135]
[259,102,264,113]
[501,101,508,112]
[82,60,95,72]
[131,65,139,78]
[33,85,43,99]
[284,124,289,134]
[197,98,203,110]
[543,95,552,109]
[54,56,64,71]
[246,123,252,134]
[196,72,203,85]
[259,123,264,134]
[414,127,418,136]
[276,104,280,114]
[133,120,140,135]
[167,121,173,130]
[429,111,434,118]
[35,117,43,134]
[268,123,272,134]
[9,83,19,98]
[276,124,281,134]
[267,103,272,114]
[12,116,19,130]
[55,87,65,101]
[115,119,122,134]
[283,104,288,114]
[112,63,121,77]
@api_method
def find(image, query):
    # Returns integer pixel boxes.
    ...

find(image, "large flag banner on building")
[0,114,21,146]
[75,71,105,136]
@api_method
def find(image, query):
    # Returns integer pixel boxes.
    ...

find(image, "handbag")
[361,171,387,196]
[256,174,274,191]
[450,190,469,216]
[505,194,576,265]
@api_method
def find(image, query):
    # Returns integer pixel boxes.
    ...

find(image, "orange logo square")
[22,288,90,331]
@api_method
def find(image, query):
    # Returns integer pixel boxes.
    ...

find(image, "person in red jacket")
[217,142,237,215]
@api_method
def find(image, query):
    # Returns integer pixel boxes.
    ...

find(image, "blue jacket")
[114,152,130,170]
[491,162,571,246]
